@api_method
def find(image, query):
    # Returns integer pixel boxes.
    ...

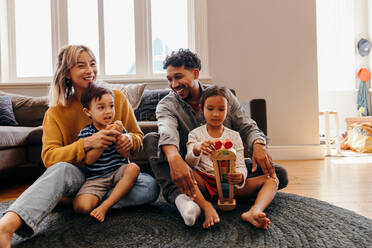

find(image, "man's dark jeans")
[143,132,289,204]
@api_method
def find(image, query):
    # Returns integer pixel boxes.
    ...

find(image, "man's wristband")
[254,139,266,146]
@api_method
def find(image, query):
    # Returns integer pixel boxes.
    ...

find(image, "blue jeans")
[6,162,159,237]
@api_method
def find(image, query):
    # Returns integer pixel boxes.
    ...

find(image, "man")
[144,49,288,227]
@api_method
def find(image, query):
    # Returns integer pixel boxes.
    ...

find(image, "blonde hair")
[48,45,96,107]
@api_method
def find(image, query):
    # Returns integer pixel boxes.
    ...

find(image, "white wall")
[207,0,321,159]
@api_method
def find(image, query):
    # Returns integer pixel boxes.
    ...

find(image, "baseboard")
[268,144,324,160]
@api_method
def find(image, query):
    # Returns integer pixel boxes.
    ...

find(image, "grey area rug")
[2,192,372,248]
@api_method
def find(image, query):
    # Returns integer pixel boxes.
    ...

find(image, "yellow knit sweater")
[41,90,143,168]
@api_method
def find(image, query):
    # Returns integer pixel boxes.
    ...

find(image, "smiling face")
[166,65,199,101]
[68,51,97,96]
[84,93,115,130]
[203,95,228,129]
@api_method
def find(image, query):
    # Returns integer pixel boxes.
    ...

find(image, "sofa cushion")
[135,89,170,121]
[0,147,28,171]
[137,121,158,134]
[12,95,49,127]
[0,95,19,126]
[27,126,43,145]
[0,90,49,127]
[97,82,146,110]
[0,126,36,148]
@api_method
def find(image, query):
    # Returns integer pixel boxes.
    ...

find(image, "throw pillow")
[12,95,49,127]
[134,89,170,121]
[0,95,19,126]
[0,90,49,127]
[97,82,146,110]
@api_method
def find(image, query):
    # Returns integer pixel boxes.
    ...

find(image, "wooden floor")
[1,157,372,219]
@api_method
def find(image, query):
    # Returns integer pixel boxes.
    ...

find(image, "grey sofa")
[0,88,267,186]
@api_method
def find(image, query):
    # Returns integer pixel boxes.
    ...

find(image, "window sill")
[0,75,213,88]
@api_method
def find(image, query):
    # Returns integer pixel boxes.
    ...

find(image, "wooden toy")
[211,139,237,211]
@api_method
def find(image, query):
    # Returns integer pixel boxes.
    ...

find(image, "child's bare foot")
[0,228,12,248]
[90,204,110,222]
[241,206,270,230]
[202,203,220,229]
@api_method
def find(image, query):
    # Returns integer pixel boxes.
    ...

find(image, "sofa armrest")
[248,99,267,136]
[231,89,267,134]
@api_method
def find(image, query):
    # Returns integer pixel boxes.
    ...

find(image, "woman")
[0,45,159,247]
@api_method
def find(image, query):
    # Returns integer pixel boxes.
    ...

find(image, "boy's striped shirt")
[78,123,128,180]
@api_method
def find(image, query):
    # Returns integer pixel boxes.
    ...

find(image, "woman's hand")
[227,172,244,185]
[194,140,215,156]
[84,129,120,151]
[115,134,133,158]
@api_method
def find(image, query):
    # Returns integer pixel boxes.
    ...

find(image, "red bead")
[213,140,223,150]
[223,139,233,149]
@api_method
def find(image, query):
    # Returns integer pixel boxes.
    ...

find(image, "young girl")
[73,84,140,222]
[185,86,278,229]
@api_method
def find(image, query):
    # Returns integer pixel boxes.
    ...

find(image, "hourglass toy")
[211,139,236,211]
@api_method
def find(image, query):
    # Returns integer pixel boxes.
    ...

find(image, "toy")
[211,139,237,211]
[106,120,124,133]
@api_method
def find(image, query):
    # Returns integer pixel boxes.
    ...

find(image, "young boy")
[185,86,278,229]
[73,84,140,222]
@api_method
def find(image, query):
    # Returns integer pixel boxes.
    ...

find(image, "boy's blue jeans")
[6,162,159,237]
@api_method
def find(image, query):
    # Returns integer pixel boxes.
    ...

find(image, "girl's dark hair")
[163,48,201,71]
[200,86,230,110]
[81,84,113,109]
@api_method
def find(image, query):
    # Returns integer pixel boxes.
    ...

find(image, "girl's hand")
[84,129,121,151]
[227,172,244,185]
[198,140,215,155]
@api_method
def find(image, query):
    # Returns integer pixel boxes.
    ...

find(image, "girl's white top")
[186,125,247,189]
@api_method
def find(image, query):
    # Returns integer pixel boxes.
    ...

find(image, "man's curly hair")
[163,48,201,71]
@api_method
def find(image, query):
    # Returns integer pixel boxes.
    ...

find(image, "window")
[151,0,188,73]
[0,0,209,83]
[317,0,355,92]
[15,0,53,77]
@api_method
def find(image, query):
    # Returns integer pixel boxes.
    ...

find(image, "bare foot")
[0,229,12,248]
[202,203,220,229]
[90,204,109,223]
[241,206,270,230]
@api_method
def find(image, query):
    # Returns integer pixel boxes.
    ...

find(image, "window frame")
[0,0,210,85]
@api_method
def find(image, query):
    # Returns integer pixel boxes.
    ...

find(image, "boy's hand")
[195,140,215,156]
[84,129,120,151]
[113,120,124,133]
[227,172,244,185]
[115,134,133,158]
[106,121,124,138]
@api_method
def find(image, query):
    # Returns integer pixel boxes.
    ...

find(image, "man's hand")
[252,143,275,178]
[168,154,197,200]
[115,134,133,158]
